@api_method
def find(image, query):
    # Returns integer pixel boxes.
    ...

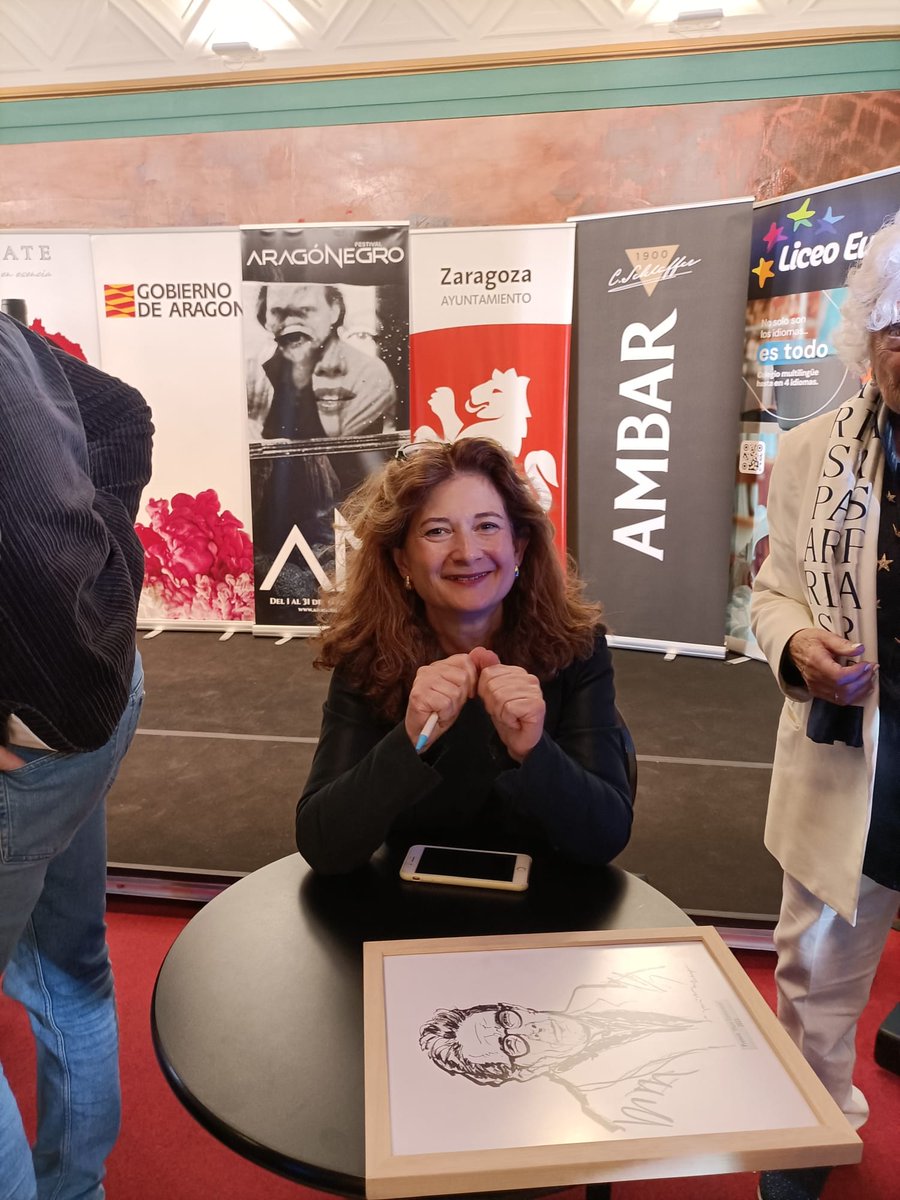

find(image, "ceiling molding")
[1,26,896,103]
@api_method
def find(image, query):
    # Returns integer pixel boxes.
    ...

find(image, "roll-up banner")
[240,223,410,631]
[90,230,253,628]
[571,198,753,657]
[727,167,900,659]
[409,224,574,552]
[1,231,100,363]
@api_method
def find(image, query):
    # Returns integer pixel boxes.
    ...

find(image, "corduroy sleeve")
[0,315,154,750]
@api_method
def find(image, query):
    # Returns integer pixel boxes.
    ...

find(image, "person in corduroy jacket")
[0,310,153,1200]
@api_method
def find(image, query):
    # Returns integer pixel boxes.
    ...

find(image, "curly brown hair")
[315,438,604,719]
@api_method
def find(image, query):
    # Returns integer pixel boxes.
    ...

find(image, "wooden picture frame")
[363,926,860,1198]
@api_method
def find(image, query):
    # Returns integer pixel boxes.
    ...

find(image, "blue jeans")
[0,656,143,1200]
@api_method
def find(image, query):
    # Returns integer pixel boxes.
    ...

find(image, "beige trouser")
[774,871,899,1128]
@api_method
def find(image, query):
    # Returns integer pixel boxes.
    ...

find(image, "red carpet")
[1,900,898,1200]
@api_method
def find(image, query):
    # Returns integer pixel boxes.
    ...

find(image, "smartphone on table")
[399,844,531,892]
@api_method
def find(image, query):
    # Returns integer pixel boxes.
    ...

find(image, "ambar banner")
[409,224,575,551]
[572,198,753,656]
[91,229,252,627]
[727,167,900,657]
[241,222,409,629]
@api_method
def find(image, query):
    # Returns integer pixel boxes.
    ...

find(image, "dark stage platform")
[108,632,785,919]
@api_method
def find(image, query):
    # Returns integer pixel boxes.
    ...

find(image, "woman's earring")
[404,575,412,591]
[514,564,520,580]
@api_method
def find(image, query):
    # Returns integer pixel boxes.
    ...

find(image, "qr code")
[739,439,766,475]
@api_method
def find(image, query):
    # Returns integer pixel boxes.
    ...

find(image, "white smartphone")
[399,844,531,892]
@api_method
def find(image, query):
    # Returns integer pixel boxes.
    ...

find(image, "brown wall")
[3,91,898,230]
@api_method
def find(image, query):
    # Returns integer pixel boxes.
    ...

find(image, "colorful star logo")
[762,222,787,253]
[786,198,816,230]
[815,205,845,236]
[752,258,775,287]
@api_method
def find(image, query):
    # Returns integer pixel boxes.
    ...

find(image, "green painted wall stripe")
[1,40,898,145]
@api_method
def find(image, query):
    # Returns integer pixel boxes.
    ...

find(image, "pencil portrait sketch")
[419,966,728,1134]
[377,941,820,1156]
[365,932,862,1195]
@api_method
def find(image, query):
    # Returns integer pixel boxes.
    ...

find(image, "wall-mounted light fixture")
[210,41,262,66]
[669,8,724,35]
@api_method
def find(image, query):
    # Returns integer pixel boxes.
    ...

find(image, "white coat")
[750,393,883,925]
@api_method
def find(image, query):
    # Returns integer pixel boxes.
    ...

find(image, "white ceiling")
[0,0,897,93]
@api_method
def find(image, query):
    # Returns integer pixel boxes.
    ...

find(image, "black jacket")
[296,636,633,873]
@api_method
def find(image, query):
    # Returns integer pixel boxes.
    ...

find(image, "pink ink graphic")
[136,489,254,622]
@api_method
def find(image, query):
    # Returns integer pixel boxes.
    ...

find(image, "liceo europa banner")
[727,167,900,658]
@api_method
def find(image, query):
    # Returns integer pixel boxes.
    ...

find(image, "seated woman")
[296,437,633,874]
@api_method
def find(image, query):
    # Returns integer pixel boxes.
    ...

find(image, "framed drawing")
[363,926,860,1198]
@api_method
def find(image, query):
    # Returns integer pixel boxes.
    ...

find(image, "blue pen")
[415,712,439,753]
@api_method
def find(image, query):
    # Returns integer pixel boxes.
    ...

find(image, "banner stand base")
[724,634,766,662]
[136,623,721,655]
[107,862,243,903]
[251,624,320,639]
[135,621,322,639]
[607,635,726,660]
[137,619,252,635]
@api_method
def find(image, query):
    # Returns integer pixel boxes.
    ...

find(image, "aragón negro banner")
[571,198,753,656]
[409,224,575,551]
[727,167,900,658]
[241,222,410,630]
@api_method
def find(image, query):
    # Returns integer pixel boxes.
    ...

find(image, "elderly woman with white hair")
[752,210,900,1200]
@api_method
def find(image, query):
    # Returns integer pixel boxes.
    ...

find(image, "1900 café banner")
[571,198,753,656]
[409,224,575,552]
[241,222,410,630]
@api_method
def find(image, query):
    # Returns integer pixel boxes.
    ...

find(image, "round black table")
[152,850,692,1195]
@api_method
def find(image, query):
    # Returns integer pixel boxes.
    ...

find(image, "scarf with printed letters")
[802,384,885,746]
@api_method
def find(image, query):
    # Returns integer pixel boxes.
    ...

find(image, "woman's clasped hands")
[405,646,546,763]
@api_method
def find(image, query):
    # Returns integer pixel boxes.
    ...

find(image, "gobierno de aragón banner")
[570,198,754,658]
[726,166,900,659]
[0,226,255,630]
[90,229,252,628]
